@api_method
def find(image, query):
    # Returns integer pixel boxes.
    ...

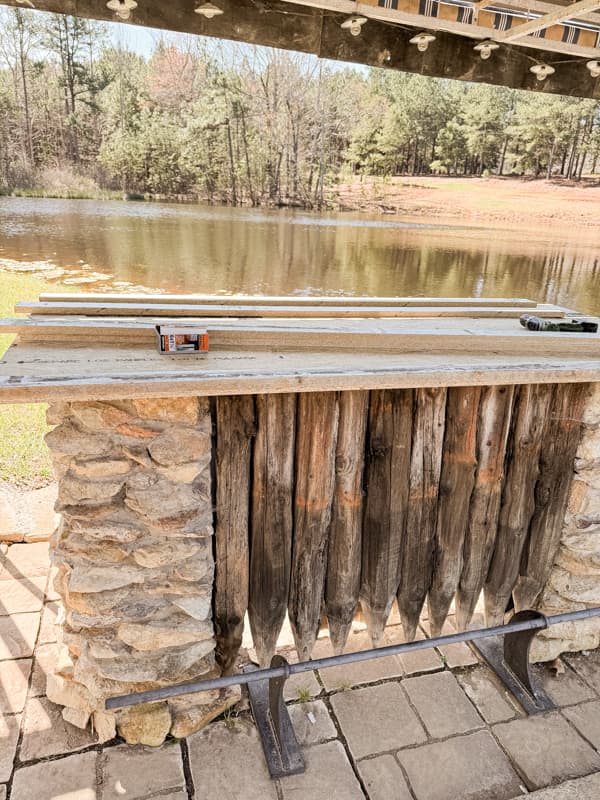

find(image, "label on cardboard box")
[155,325,209,354]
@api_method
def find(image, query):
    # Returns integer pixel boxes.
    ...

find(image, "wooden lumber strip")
[289,392,339,661]
[361,389,413,647]
[455,385,515,630]
[325,390,369,654]
[513,382,589,611]
[398,387,447,642]
[248,393,296,667]
[38,292,538,308]
[428,386,480,637]
[16,301,566,319]
[484,384,554,626]
[214,396,255,674]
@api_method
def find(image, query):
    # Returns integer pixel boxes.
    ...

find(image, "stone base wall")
[533,383,600,662]
[45,398,238,746]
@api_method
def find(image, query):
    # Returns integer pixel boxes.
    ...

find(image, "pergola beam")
[0,0,599,97]
[496,0,600,41]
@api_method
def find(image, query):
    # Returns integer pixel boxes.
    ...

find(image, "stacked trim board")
[3,294,599,357]
[1,294,600,403]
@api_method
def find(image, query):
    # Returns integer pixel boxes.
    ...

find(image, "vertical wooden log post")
[456,385,514,630]
[249,393,296,667]
[428,387,479,637]
[361,389,413,647]
[289,392,339,661]
[325,390,369,654]
[514,382,588,611]
[398,387,447,642]
[214,396,256,674]
[484,384,553,626]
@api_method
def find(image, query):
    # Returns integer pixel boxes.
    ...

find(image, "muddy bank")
[328,176,600,228]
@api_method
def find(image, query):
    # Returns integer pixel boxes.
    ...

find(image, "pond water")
[1,197,599,314]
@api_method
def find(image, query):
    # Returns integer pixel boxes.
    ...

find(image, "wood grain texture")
[398,387,447,641]
[289,391,339,661]
[361,389,413,646]
[484,384,554,626]
[214,395,256,674]
[3,337,600,404]
[455,385,515,630]
[249,393,296,667]
[38,293,536,307]
[17,301,565,319]
[325,390,369,654]
[513,382,589,611]
[428,386,480,637]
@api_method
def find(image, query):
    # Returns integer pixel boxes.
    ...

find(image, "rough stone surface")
[42,398,219,747]
[532,662,598,707]
[493,712,600,789]
[403,671,484,738]
[0,713,20,782]
[398,730,522,800]
[526,774,600,799]
[535,383,600,660]
[0,658,31,713]
[0,612,39,659]
[0,577,46,615]
[288,700,337,746]
[101,743,186,799]
[330,682,426,759]
[20,696,97,761]
[357,754,413,800]
[169,685,241,739]
[564,650,600,694]
[562,700,600,750]
[188,718,279,800]
[11,750,97,800]
[456,667,518,724]
[315,630,404,691]
[280,741,364,800]
[116,702,172,747]
[0,485,57,545]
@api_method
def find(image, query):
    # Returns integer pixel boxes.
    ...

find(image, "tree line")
[1,7,599,207]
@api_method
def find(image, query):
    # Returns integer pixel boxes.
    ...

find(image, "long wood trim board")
[3,316,600,357]
[17,301,565,319]
[2,343,600,403]
[38,293,537,308]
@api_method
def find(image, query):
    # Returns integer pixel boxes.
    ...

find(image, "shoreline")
[3,175,600,229]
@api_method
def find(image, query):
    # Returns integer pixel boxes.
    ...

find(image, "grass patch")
[0,271,76,487]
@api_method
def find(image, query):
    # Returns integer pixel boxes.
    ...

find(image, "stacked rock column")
[533,382,600,661]
[44,397,238,746]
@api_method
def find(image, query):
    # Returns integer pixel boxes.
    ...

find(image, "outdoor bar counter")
[2,293,600,746]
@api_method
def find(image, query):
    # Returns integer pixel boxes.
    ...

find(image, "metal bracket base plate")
[472,635,555,715]
[244,664,305,779]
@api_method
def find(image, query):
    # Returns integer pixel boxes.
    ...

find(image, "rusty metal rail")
[106,607,600,779]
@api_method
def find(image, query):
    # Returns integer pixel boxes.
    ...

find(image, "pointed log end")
[328,620,352,656]
[455,593,475,633]
[360,602,387,650]
[292,631,318,664]
[252,629,280,669]
[428,619,444,639]
[401,619,418,643]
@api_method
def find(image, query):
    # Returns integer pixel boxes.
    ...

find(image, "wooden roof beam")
[496,0,600,41]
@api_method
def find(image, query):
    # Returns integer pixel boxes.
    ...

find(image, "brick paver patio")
[2,542,600,799]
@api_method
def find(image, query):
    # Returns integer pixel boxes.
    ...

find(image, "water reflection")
[0,198,598,314]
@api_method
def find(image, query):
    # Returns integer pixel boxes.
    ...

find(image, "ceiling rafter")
[494,0,600,40]
[282,0,600,57]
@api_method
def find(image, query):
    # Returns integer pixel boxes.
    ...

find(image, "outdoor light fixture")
[473,40,500,60]
[409,32,436,53]
[530,63,555,81]
[106,0,137,20]
[587,60,600,78]
[194,1,224,18]
[341,16,368,36]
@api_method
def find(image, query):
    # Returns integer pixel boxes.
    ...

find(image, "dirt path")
[329,176,600,228]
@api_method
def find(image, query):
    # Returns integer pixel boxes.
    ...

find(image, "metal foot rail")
[105,607,600,778]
